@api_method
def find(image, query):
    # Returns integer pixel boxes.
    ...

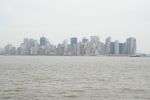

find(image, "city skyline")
[1,36,138,56]
[0,35,142,53]
[0,0,150,53]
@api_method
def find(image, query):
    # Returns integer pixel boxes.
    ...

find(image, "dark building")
[71,37,77,45]
[82,38,88,44]
[40,37,46,46]
[119,43,126,54]
[70,37,78,56]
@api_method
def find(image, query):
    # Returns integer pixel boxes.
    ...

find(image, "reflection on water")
[0,56,150,100]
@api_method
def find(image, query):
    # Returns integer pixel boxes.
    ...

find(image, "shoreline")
[0,55,149,57]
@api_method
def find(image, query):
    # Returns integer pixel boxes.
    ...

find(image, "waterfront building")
[90,36,100,44]
[40,37,46,46]
[85,44,91,56]
[57,43,64,56]
[110,42,115,54]
[126,37,136,55]
[90,36,100,55]
[23,38,31,55]
[70,37,78,56]
[105,37,111,54]
[30,40,39,55]
[71,37,77,45]
[63,40,68,56]
[119,43,126,54]
[82,38,88,44]
[4,44,17,55]
[99,42,105,54]
[81,38,89,56]
[21,38,39,55]
[114,40,119,55]
[77,42,81,56]
[110,41,121,55]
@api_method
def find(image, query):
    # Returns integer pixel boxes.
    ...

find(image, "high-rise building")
[119,43,126,54]
[82,38,88,44]
[90,36,100,44]
[110,42,115,54]
[57,44,64,56]
[80,38,89,56]
[31,40,39,55]
[4,44,17,55]
[63,40,68,56]
[110,41,119,55]
[90,36,100,56]
[22,38,32,55]
[71,37,77,45]
[99,42,105,54]
[22,38,39,55]
[114,40,119,55]
[126,37,136,55]
[77,42,81,56]
[105,37,111,54]
[70,37,78,56]
[40,37,46,46]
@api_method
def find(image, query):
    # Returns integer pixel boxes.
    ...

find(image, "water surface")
[0,56,150,100]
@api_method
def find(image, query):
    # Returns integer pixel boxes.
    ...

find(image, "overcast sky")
[0,0,150,53]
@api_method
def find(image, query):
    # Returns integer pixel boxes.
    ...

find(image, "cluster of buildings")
[1,36,137,56]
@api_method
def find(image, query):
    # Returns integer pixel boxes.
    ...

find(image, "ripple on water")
[64,95,79,98]
[1,56,150,100]
[121,88,146,93]
[69,89,85,93]
[55,91,66,94]
[3,88,24,93]
[2,96,12,100]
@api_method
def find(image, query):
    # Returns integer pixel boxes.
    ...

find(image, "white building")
[114,40,119,55]
[105,37,111,54]
[126,37,136,55]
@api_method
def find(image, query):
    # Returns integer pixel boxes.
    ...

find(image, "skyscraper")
[81,38,89,56]
[31,40,39,55]
[126,37,136,55]
[114,40,119,55]
[40,37,46,46]
[82,38,88,44]
[71,37,77,45]
[70,37,78,56]
[63,40,68,56]
[90,36,100,55]
[119,43,126,54]
[23,38,31,55]
[90,36,100,44]
[105,37,111,54]
[110,42,114,54]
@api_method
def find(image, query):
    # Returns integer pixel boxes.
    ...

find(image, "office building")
[70,37,78,56]
[105,37,111,54]
[114,40,119,55]
[119,43,126,54]
[126,37,136,55]
[40,37,46,46]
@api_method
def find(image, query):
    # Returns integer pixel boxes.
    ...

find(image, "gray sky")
[0,0,150,53]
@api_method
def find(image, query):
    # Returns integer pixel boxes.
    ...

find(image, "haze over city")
[0,0,150,53]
